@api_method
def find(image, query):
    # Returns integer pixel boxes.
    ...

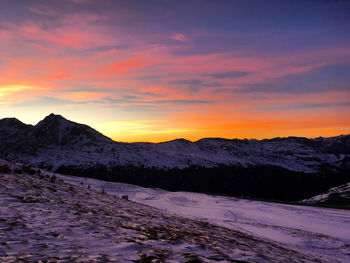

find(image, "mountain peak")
[44,113,66,121]
[35,113,70,128]
[33,113,113,147]
[163,138,192,144]
[48,113,62,118]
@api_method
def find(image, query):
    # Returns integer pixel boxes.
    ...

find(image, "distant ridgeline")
[1,114,350,202]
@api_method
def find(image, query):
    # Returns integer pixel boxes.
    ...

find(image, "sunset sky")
[1,0,350,142]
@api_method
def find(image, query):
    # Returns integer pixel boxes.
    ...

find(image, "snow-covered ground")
[1,164,345,263]
[58,174,350,263]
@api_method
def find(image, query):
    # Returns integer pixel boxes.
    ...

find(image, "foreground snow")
[58,174,350,263]
[0,169,338,263]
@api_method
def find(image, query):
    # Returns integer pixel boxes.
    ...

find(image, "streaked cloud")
[259,102,350,111]
[1,0,350,141]
[13,97,93,107]
[28,5,58,16]
[206,71,250,79]
[234,64,350,94]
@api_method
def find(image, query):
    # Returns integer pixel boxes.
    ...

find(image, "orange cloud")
[0,85,48,104]
[47,73,72,80]
[60,91,107,101]
[104,58,144,75]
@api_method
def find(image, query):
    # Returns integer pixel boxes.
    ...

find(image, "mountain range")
[1,113,350,201]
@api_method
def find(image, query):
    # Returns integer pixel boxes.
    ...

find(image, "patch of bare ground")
[0,170,336,262]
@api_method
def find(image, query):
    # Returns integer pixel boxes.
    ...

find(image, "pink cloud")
[170,33,188,42]
[1,13,114,51]
[0,29,13,40]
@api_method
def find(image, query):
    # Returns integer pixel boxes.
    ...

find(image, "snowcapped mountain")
[1,113,349,173]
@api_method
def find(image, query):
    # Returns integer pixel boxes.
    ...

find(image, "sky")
[1,0,350,142]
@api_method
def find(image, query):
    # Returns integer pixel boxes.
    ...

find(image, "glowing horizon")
[1,1,350,142]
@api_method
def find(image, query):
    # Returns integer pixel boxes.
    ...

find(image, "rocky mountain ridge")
[1,113,349,174]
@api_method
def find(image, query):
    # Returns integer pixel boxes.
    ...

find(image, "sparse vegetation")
[49,175,57,183]
[21,165,36,175]
[0,164,11,174]
[14,168,23,174]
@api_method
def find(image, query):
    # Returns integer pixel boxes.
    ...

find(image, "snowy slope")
[0,114,349,174]
[0,162,334,263]
[58,173,350,263]
[302,182,350,208]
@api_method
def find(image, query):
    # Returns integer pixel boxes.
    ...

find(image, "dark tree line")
[56,164,350,201]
